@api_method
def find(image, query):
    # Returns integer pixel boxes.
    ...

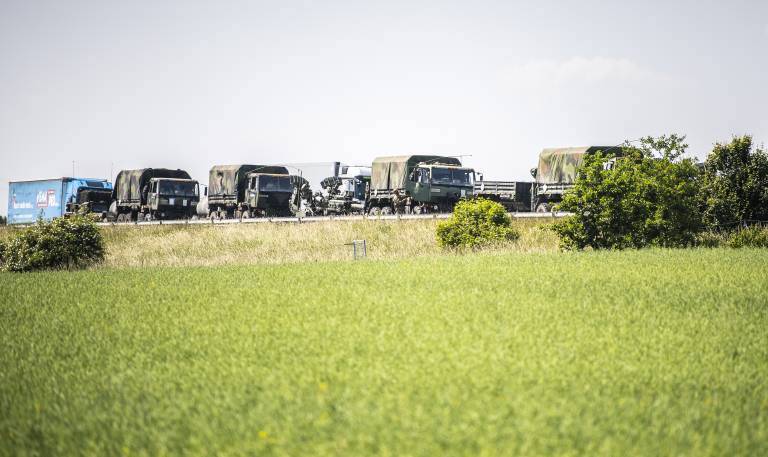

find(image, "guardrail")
[95,211,570,227]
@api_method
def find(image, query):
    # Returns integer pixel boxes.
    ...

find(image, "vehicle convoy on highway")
[109,168,200,222]
[207,164,294,219]
[367,155,476,214]
[6,146,620,223]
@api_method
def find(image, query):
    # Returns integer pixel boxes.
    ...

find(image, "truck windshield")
[259,175,292,192]
[159,181,198,196]
[431,168,474,186]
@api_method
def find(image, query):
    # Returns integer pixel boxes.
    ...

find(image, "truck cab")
[66,187,113,219]
[408,163,475,212]
[244,173,293,217]
[144,178,200,220]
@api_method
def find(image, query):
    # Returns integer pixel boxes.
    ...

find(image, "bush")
[0,216,105,272]
[699,136,768,230]
[727,226,768,248]
[436,199,520,249]
[551,134,703,250]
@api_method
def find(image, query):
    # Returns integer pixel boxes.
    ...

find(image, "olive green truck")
[367,155,475,214]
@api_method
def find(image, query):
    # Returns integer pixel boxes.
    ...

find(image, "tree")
[551,134,703,250]
[0,215,6,225]
[699,135,768,229]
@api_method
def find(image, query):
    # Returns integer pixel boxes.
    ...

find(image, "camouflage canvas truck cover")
[111,168,199,221]
[531,146,612,212]
[207,164,291,218]
[368,155,474,214]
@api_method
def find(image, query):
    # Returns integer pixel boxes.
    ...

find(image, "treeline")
[552,134,768,249]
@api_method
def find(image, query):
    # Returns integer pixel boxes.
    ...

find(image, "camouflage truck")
[368,155,474,214]
[530,146,613,212]
[318,166,371,215]
[110,168,200,222]
[207,164,293,219]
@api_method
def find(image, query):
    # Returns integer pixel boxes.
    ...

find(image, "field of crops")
[2,248,767,456]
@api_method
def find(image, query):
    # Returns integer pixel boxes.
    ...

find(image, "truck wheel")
[536,203,550,213]
[381,206,392,215]
[241,210,250,220]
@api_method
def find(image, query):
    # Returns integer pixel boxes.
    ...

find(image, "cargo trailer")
[7,178,112,224]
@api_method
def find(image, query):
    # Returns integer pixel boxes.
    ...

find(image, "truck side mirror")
[530,168,538,178]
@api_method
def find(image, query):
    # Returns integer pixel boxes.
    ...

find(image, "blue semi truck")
[7,177,113,225]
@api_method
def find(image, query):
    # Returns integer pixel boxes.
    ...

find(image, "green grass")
[1,249,767,456]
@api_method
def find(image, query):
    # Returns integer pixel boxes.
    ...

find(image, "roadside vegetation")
[0,216,104,272]
[552,134,768,250]
[1,249,766,456]
[436,199,520,248]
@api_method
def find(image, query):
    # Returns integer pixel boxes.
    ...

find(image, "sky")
[1,0,767,215]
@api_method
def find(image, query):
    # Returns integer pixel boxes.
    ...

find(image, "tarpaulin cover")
[208,165,289,202]
[371,156,462,191]
[114,169,191,202]
[535,146,613,184]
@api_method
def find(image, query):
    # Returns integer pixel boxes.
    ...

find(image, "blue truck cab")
[7,178,113,224]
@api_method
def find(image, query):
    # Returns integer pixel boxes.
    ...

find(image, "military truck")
[473,176,533,212]
[110,168,200,222]
[530,146,613,212]
[65,186,114,220]
[318,166,371,215]
[207,164,293,219]
[368,155,474,214]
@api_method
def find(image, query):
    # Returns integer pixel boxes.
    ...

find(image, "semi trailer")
[7,178,113,224]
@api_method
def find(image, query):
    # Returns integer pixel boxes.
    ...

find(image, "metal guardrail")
[95,211,570,227]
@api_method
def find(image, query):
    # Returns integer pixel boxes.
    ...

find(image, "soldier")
[392,189,407,214]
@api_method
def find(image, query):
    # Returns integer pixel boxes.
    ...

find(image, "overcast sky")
[2,0,767,215]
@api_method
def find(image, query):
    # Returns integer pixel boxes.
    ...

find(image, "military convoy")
[110,168,200,222]
[7,146,619,223]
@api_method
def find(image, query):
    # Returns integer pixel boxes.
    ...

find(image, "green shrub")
[727,226,768,248]
[436,199,520,249]
[0,216,104,272]
[551,134,703,250]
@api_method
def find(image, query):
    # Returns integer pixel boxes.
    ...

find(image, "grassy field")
[1,248,767,456]
[98,218,558,268]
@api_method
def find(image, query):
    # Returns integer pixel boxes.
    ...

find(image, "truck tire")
[536,203,550,213]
